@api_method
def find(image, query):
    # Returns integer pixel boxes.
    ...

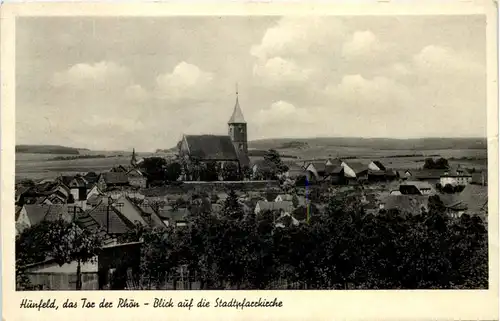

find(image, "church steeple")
[228,85,248,167]
[130,148,137,167]
[228,84,246,124]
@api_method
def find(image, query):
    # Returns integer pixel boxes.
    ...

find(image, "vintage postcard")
[1,1,499,320]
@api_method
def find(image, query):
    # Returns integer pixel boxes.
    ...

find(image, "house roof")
[58,175,74,187]
[275,213,300,227]
[70,177,88,188]
[23,204,72,225]
[401,181,433,190]
[328,166,344,174]
[228,95,246,124]
[343,161,369,174]
[127,169,145,177]
[102,172,129,185]
[327,158,343,167]
[110,165,128,173]
[87,202,134,234]
[382,195,429,214]
[457,184,488,215]
[256,200,294,213]
[414,169,445,179]
[15,186,32,199]
[371,160,386,171]
[75,210,115,246]
[184,135,239,160]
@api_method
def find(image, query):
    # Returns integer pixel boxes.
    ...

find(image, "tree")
[141,157,167,181]
[200,161,219,181]
[16,219,103,290]
[222,162,240,181]
[263,149,288,177]
[223,190,244,220]
[423,157,449,169]
[165,162,182,182]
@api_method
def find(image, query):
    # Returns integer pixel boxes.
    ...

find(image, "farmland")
[15,138,488,182]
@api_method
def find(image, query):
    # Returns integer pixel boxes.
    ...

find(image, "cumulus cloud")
[253,57,312,85]
[342,30,386,58]
[52,61,133,90]
[155,61,214,101]
[250,17,346,60]
[255,100,315,125]
[412,45,485,79]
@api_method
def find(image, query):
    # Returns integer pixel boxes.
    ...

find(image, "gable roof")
[371,160,386,171]
[343,161,369,174]
[87,202,134,234]
[75,209,115,246]
[256,200,294,213]
[69,177,88,188]
[23,204,72,225]
[184,135,239,160]
[228,95,246,124]
[102,172,129,185]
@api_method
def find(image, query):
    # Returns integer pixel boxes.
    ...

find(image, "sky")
[16,15,487,152]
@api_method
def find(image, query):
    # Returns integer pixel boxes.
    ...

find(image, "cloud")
[250,17,346,60]
[255,100,314,124]
[52,61,133,90]
[253,57,312,85]
[155,61,214,101]
[412,45,485,80]
[342,30,386,58]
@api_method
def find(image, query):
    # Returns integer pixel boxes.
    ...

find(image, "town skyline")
[16,15,487,151]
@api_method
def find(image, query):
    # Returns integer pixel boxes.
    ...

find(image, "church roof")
[184,135,239,160]
[228,96,246,124]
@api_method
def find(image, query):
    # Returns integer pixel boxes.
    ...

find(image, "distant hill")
[16,145,80,155]
[249,137,487,151]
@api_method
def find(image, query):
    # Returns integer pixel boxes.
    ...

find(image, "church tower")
[228,87,248,164]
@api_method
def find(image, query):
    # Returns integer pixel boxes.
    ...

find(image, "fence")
[26,272,99,290]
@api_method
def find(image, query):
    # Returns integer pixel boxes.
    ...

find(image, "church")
[178,90,250,179]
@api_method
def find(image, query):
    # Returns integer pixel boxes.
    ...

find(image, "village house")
[178,91,250,180]
[15,204,73,235]
[413,169,445,184]
[127,168,148,188]
[440,169,473,187]
[379,195,429,215]
[97,172,130,191]
[397,170,412,181]
[341,161,369,184]
[399,181,434,195]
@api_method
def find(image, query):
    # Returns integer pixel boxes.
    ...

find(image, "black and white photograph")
[12,12,492,293]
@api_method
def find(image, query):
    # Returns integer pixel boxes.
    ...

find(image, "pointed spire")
[228,84,246,124]
[131,148,137,167]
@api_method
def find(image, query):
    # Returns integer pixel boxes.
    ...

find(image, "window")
[239,126,243,134]
[239,144,244,151]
